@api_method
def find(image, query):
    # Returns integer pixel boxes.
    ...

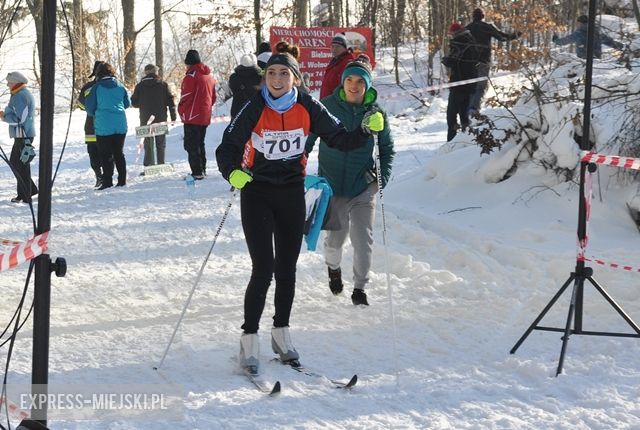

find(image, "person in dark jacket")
[443,23,480,141]
[0,71,38,203]
[319,33,356,99]
[131,64,177,166]
[78,60,106,188]
[228,54,262,119]
[306,55,395,306]
[465,8,520,113]
[215,48,385,375]
[256,41,272,70]
[85,63,131,190]
[178,49,216,179]
[552,15,624,59]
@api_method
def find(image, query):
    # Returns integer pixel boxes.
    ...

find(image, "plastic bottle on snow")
[185,174,196,199]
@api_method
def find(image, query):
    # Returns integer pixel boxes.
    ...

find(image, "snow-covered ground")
[2,49,640,429]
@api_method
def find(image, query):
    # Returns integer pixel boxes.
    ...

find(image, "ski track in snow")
[2,98,640,428]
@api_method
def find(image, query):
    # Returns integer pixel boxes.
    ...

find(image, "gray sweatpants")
[324,182,377,290]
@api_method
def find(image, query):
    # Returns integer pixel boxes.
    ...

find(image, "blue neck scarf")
[261,86,298,114]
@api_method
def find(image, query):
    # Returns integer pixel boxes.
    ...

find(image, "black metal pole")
[32,0,56,425]
[511,0,640,374]
[572,0,598,333]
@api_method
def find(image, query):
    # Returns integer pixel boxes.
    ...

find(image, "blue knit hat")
[341,55,372,90]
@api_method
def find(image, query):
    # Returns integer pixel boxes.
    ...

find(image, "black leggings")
[97,134,126,186]
[10,138,38,201]
[183,124,207,176]
[240,181,306,333]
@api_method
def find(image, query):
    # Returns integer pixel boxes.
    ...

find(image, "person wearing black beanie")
[184,49,202,65]
[257,41,271,56]
[465,8,521,114]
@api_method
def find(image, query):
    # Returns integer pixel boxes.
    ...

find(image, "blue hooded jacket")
[85,76,130,135]
[2,85,36,138]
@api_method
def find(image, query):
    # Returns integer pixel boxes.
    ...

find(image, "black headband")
[266,53,301,79]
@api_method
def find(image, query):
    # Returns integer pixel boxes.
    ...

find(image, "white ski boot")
[271,327,300,365]
[239,333,260,375]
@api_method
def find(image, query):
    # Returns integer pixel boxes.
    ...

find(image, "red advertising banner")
[269,27,375,91]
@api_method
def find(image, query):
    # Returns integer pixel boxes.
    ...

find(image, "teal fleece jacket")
[306,86,394,198]
[85,76,130,136]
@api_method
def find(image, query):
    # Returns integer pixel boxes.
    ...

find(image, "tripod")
[510,254,640,376]
[510,3,640,375]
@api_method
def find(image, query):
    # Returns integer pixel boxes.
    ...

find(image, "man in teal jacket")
[306,55,394,306]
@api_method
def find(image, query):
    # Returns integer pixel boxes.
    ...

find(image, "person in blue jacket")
[85,62,131,190]
[0,71,38,203]
[306,55,395,306]
[552,14,624,59]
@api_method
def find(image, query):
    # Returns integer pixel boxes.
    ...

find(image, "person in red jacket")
[319,33,355,100]
[178,49,216,179]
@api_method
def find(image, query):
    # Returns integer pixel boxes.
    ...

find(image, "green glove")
[362,111,384,134]
[229,169,253,189]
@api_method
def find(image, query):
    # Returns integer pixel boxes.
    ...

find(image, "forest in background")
[0,0,639,184]
[0,0,638,96]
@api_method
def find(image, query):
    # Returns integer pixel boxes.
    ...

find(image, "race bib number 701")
[262,128,305,160]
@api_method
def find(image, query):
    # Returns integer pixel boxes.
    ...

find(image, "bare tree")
[255,0,262,48]
[390,0,407,83]
[122,0,136,87]
[155,0,164,75]
[25,0,43,72]
[632,0,640,29]
[72,0,90,99]
[293,0,309,27]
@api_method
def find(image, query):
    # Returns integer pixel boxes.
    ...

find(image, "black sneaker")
[328,267,343,295]
[94,177,103,188]
[97,182,113,191]
[10,196,22,203]
[351,289,369,306]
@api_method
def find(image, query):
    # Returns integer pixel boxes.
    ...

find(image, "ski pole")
[154,188,237,370]
[372,131,399,385]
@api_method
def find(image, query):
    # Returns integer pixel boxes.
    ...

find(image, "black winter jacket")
[443,29,480,92]
[466,19,519,63]
[228,65,263,118]
[78,79,97,137]
[216,91,369,186]
[131,74,176,124]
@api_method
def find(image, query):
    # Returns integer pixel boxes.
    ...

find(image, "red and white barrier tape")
[378,70,519,100]
[0,231,49,273]
[576,169,593,260]
[1,238,22,246]
[575,150,640,272]
[138,115,230,128]
[379,76,488,100]
[579,256,640,273]
[580,151,640,171]
[0,396,30,421]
